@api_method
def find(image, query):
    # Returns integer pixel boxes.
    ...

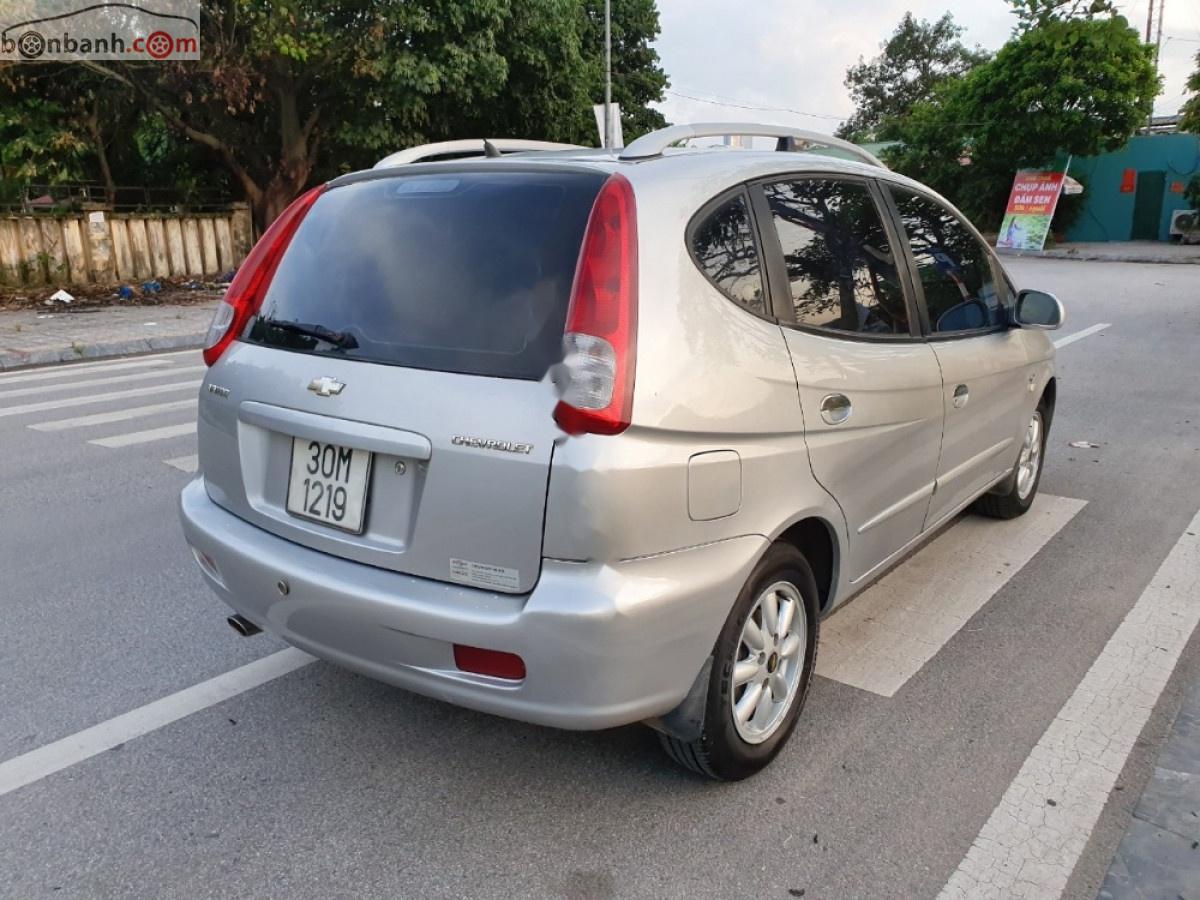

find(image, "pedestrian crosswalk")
[89,422,197,449]
[0,350,203,473]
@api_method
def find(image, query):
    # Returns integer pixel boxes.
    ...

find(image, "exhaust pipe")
[227,614,262,637]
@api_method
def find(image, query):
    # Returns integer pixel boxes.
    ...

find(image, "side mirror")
[1014,289,1064,331]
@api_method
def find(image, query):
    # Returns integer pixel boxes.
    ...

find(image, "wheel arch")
[773,515,839,613]
[1041,377,1057,428]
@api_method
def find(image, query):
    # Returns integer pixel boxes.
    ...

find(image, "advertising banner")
[995,170,1066,252]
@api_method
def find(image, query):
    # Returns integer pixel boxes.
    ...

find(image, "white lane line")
[0,348,199,381]
[0,380,200,418]
[938,508,1200,900]
[817,494,1085,697]
[0,358,173,386]
[0,649,314,799]
[29,399,197,431]
[89,421,196,448]
[163,454,199,473]
[0,365,205,400]
[1053,323,1110,349]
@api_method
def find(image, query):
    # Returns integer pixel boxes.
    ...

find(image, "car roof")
[339,122,950,217]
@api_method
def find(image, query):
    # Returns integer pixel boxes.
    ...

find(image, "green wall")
[1065,134,1200,242]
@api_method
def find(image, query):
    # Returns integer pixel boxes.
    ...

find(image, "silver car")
[180,123,1063,780]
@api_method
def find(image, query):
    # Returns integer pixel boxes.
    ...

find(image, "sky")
[650,1,1199,135]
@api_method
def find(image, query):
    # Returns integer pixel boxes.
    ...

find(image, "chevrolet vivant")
[179,124,1064,780]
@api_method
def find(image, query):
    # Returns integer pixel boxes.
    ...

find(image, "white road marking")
[89,421,196,448]
[817,494,1085,697]
[1053,323,1110,349]
[0,380,201,418]
[0,365,205,400]
[938,508,1200,900]
[0,349,198,382]
[164,454,199,473]
[0,649,314,799]
[29,399,197,431]
[0,358,173,386]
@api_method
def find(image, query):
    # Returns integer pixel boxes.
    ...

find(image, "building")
[1064,133,1199,243]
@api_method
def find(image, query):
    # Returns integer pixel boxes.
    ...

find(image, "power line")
[663,88,846,122]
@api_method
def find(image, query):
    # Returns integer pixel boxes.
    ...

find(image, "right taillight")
[554,173,638,436]
[202,185,325,366]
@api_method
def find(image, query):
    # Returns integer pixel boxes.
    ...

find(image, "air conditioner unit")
[1169,209,1200,244]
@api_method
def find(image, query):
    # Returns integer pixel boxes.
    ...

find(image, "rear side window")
[763,179,910,336]
[245,170,605,379]
[690,193,766,316]
[889,188,1006,334]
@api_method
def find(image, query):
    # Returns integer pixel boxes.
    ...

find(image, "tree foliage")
[579,0,669,140]
[0,95,88,196]
[459,0,668,147]
[1,0,668,227]
[885,13,1158,228]
[1182,51,1200,134]
[835,13,987,143]
[1009,0,1118,32]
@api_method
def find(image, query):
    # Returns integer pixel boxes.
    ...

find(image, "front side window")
[690,193,766,316]
[763,179,909,336]
[890,188,1006,334]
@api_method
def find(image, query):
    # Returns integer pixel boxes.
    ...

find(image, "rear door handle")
[952,384,969,409]
[819,393,852,425]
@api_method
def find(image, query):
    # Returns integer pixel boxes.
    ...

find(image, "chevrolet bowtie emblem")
[307,376,345,397]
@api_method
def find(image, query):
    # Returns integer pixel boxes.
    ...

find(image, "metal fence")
[0,183,235,215]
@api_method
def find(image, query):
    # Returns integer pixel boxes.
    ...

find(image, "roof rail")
[374,139,587,169]
[618,122,886,169]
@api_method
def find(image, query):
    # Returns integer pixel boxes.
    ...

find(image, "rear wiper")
[259,318,358,350]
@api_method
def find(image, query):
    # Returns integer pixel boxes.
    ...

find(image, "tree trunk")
[257,160,312,230]
[83,101,116,205]
[250,82,316,230]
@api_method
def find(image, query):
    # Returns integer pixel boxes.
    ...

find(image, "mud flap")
[644,655,712,742]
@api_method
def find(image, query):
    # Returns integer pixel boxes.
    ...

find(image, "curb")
[998,249,1200,265]
[0,332,206,372]
[1097,673,1200,899]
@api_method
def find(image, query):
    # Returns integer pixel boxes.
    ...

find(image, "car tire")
[659,543,819,781]
[973,402,1049,520]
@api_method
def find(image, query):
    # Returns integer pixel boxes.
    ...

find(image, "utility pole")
[1154,0,1165,64]
[1143,0,1162,133]
[603,0,612,149]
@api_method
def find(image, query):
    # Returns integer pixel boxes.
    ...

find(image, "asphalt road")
[1,257,1198,899]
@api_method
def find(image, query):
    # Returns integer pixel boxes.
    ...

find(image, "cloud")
[651,1,1195,133]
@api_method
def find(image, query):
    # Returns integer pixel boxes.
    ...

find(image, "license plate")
[286,438,372,533]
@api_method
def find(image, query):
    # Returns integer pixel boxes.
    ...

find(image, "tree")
[0,94,88,199]
[1182,51,1200,134]
[1009,0,1118,31]
[579,0,669,141]
[454,0,669,147]
[835,13,987,143]
[3,1,670,227]
[886,14,1158,228]
[69,1,528,228]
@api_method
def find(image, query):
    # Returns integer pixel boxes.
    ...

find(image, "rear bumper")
[179,478,765,730]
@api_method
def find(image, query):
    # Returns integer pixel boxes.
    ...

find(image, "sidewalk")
[999,240,1200,264]
[1097,672,1200,899]
[0,303,213,370]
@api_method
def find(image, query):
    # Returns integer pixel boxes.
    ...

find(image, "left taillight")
[202,185,325,366]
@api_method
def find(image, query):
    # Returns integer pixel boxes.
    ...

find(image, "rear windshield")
[243,169,605,379]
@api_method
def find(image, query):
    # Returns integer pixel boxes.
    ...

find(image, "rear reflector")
[202,185,325,366]
[453,644,527,681]
[554,173,637,436]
